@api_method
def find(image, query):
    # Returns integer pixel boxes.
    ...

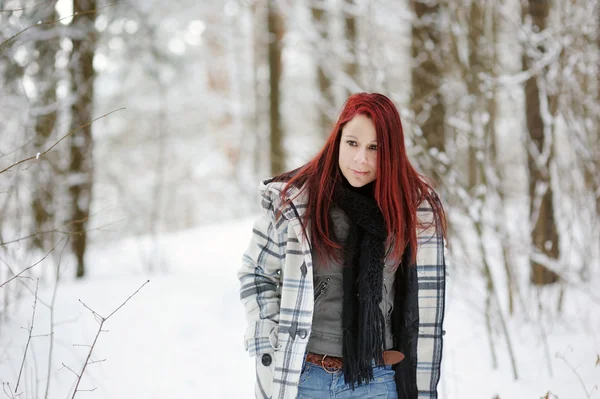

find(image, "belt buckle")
[321,355,341,374]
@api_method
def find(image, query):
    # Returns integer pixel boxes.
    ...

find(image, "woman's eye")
[369,145,378,151]
[346,140,357,146]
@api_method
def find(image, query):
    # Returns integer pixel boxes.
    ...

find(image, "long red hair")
[275,92,446,268]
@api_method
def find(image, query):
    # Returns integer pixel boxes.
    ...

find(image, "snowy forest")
[1,0,599,398]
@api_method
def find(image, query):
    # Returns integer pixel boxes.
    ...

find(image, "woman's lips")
[351,169,368,176]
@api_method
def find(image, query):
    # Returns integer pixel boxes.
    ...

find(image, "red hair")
[275,92,446,268]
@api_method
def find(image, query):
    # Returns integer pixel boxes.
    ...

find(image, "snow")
[1,217,599,399]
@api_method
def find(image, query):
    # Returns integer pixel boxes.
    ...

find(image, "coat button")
[261,354,272,366]
[298,328,308,339]
[301,263,307,277]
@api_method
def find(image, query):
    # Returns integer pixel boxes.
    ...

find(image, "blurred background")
[1,0,599,398]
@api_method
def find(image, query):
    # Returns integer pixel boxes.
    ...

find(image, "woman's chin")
[343,173,374,187]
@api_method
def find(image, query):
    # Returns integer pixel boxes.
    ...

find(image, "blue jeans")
[297,360,398,398]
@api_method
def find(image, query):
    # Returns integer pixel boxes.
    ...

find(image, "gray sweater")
[307,206,396,357]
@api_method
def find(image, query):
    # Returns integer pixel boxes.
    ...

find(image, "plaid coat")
[238,179,446,399]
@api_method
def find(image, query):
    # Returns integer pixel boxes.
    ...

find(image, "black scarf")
[331,179,388,387]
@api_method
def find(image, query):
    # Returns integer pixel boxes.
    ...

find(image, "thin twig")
[78,300,102,323]
[15,280,39,393]
[484,279,498,369]
[59,363,80,378]
[44,236,68,399]
[0,239,65,288]
[30,333,54,338]
[76,388,97,393]
[555,351,597,398]
[0,0,57,13]
[0,108,125,175]
[2,382,17,399]
[536,288,554,377]
[0,217,126,246]
[106,280,150,321]
[65,280,150,399]
[0,4,117,49]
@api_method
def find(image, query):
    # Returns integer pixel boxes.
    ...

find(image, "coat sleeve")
[415,200,447,398]
[238,209,288,357]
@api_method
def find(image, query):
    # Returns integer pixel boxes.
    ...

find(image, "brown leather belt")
[305,350,405,373]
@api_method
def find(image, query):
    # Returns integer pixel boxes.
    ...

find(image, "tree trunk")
[466,0,484,191]
[248,2,267,181]
[311,3,335,138]
[69,0,97,278]
[268,0,285,176]
[523,0,560,286]
[30,4,60,254]
[593,7,600,217]
[343,0,359,97]
[411,0,446,181]
[206,12,233,143]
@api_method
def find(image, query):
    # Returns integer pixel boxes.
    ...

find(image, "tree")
[411,0,446,182]
[311,1,335,138]
[68,0,98,278]
[248,1,269,181]
[268,0,285,176]
[523,0,560,285]
[30,3,60,255]
[343,0,359,98]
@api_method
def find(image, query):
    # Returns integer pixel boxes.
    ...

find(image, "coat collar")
[259,178,309,220]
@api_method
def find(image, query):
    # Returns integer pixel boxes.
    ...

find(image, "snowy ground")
[0,217,599,399]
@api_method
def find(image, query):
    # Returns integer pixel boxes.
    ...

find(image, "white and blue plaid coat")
[239,179,446,399]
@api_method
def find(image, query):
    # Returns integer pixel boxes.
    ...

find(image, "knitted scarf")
[332,180,388,387]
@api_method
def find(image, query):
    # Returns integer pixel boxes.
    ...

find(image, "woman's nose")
[354,148,367,163]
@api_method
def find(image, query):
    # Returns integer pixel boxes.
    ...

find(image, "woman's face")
[338,114,378,187]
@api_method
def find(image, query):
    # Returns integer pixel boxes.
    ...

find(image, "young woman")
[239,93,447,399]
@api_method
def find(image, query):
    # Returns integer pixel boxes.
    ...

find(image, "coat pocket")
[313,277,331,310]
[255,353,275,398]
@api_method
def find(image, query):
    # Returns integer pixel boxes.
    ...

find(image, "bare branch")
[0,0,57,13]
[66,281,149,399]
[76,388,97,393]
[78,300,103,323]
[0,108,125,176]
[30,333,54,339]
[0,217,126,246]
[0,238,65,288]
[0,4,117,50]
[555,350,595,398]
[106,280,150,321]
[15,279,40,393]
[2,382,19,399]
[59,363,80,379]
[43,234,68,399]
